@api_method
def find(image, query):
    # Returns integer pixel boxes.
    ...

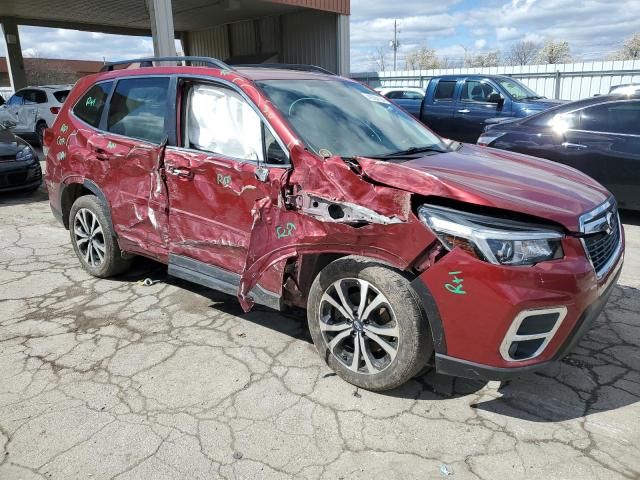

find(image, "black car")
[0,122,42,192]
[478,94,640,211]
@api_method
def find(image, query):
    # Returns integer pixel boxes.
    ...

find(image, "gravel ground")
[1,174,639,480]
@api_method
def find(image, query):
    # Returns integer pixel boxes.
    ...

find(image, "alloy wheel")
[73,208,105,268]
[318,278,400,374]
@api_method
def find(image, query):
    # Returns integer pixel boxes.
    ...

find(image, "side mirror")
[487,93,504,106]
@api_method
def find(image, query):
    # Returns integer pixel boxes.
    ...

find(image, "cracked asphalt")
[1,173,640,479]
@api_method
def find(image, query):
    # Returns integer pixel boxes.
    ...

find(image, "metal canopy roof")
[0,0,347,35]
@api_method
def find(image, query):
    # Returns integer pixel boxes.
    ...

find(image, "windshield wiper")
[367,145,447,159]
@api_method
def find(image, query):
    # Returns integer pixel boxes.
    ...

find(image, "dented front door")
[163,147,287,273]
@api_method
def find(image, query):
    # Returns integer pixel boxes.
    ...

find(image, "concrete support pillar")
[1,18,27,91]
[336,14,350,76]
[146,0,177,57]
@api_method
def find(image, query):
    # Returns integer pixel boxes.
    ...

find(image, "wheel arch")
[283,251,419,309]
[60,179,114,231]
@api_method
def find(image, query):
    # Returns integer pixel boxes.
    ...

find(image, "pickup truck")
[411,74,564,143]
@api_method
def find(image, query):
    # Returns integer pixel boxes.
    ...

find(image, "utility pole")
[389,19,400,71]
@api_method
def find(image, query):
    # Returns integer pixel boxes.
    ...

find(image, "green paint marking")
[216,173,232,186]
[445,271,466,295]
[107,141,116,150]
[60,124,69,133]
[56,136,66,146]
[276,222,296,239]
[85,97,97,107]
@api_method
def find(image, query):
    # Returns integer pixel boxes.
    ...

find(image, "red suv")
[45,57,624,391]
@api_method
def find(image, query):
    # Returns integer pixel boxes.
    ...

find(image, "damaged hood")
[357,144,610,232]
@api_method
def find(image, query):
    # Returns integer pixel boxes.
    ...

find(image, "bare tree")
[404,46,441,70]
[371,47,389,71]
[609,32,640,60]
[537,40,572,64]
[505,40,540,65]
[467,51,501,68]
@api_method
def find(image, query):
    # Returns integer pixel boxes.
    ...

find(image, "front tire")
[69,195,132,278]
[307,256,433,391]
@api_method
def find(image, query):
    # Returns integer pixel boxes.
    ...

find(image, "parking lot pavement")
[0,185,639,480]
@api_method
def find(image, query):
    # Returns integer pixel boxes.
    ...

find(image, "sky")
[0,0,639,72]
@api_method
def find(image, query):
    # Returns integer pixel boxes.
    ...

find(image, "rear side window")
[385,91,403,99]
[22,89,47,104]
[107,77,169,143]
[54,90,70,103]
[580,102,640,135]
[73,82,113,128]
[434,81,456,100]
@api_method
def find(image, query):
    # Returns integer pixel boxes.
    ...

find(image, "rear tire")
[69,195,132,278]
[35,121,46,147]
[307,256,433,391]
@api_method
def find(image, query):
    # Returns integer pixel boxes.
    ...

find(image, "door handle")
[562,142,587,150]
[457,109,470,113]
[168,166,194,179]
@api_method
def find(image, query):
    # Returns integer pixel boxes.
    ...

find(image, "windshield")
[256,79,445,158]
[495,78,542,101]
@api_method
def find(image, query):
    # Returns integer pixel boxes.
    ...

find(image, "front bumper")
[0,159,42,191]
[412,235,624,381]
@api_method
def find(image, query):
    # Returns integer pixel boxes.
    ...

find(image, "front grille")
[580,203,621,278]
[0,172,27,187]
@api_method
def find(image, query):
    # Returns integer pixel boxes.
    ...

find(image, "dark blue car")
[414,74,564,143]
[478,93,640,211]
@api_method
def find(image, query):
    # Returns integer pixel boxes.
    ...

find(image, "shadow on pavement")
[116,255,639,420]
[461,284,640,422]
[0,184,48,206]
[620,209,640,227]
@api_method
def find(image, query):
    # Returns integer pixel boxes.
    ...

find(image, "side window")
[22,90,37,105]
[34,90,48,104]
[461,81,499,102]
[434,81,456,101]
[263,124,287,165]
[107,77,169,143]
[403,91,424,100]
[385,91,402,99]
[580,102,640,135]
[184,83,264,161]
[74,82,113,128]
[7,92,24,106]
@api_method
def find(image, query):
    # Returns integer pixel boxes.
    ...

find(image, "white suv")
[0,85,71,145]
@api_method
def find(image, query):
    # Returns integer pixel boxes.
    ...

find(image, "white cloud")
[475,39,487,50]
[496,26,519,41]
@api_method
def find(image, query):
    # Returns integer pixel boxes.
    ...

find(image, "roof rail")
[233,63,335,75]
[100,56,233,72]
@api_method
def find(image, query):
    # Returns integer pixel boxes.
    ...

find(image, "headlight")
[418,205,564,266]
[16,145,36,163]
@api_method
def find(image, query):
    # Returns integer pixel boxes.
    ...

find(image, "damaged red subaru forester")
[45,57,624,391]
